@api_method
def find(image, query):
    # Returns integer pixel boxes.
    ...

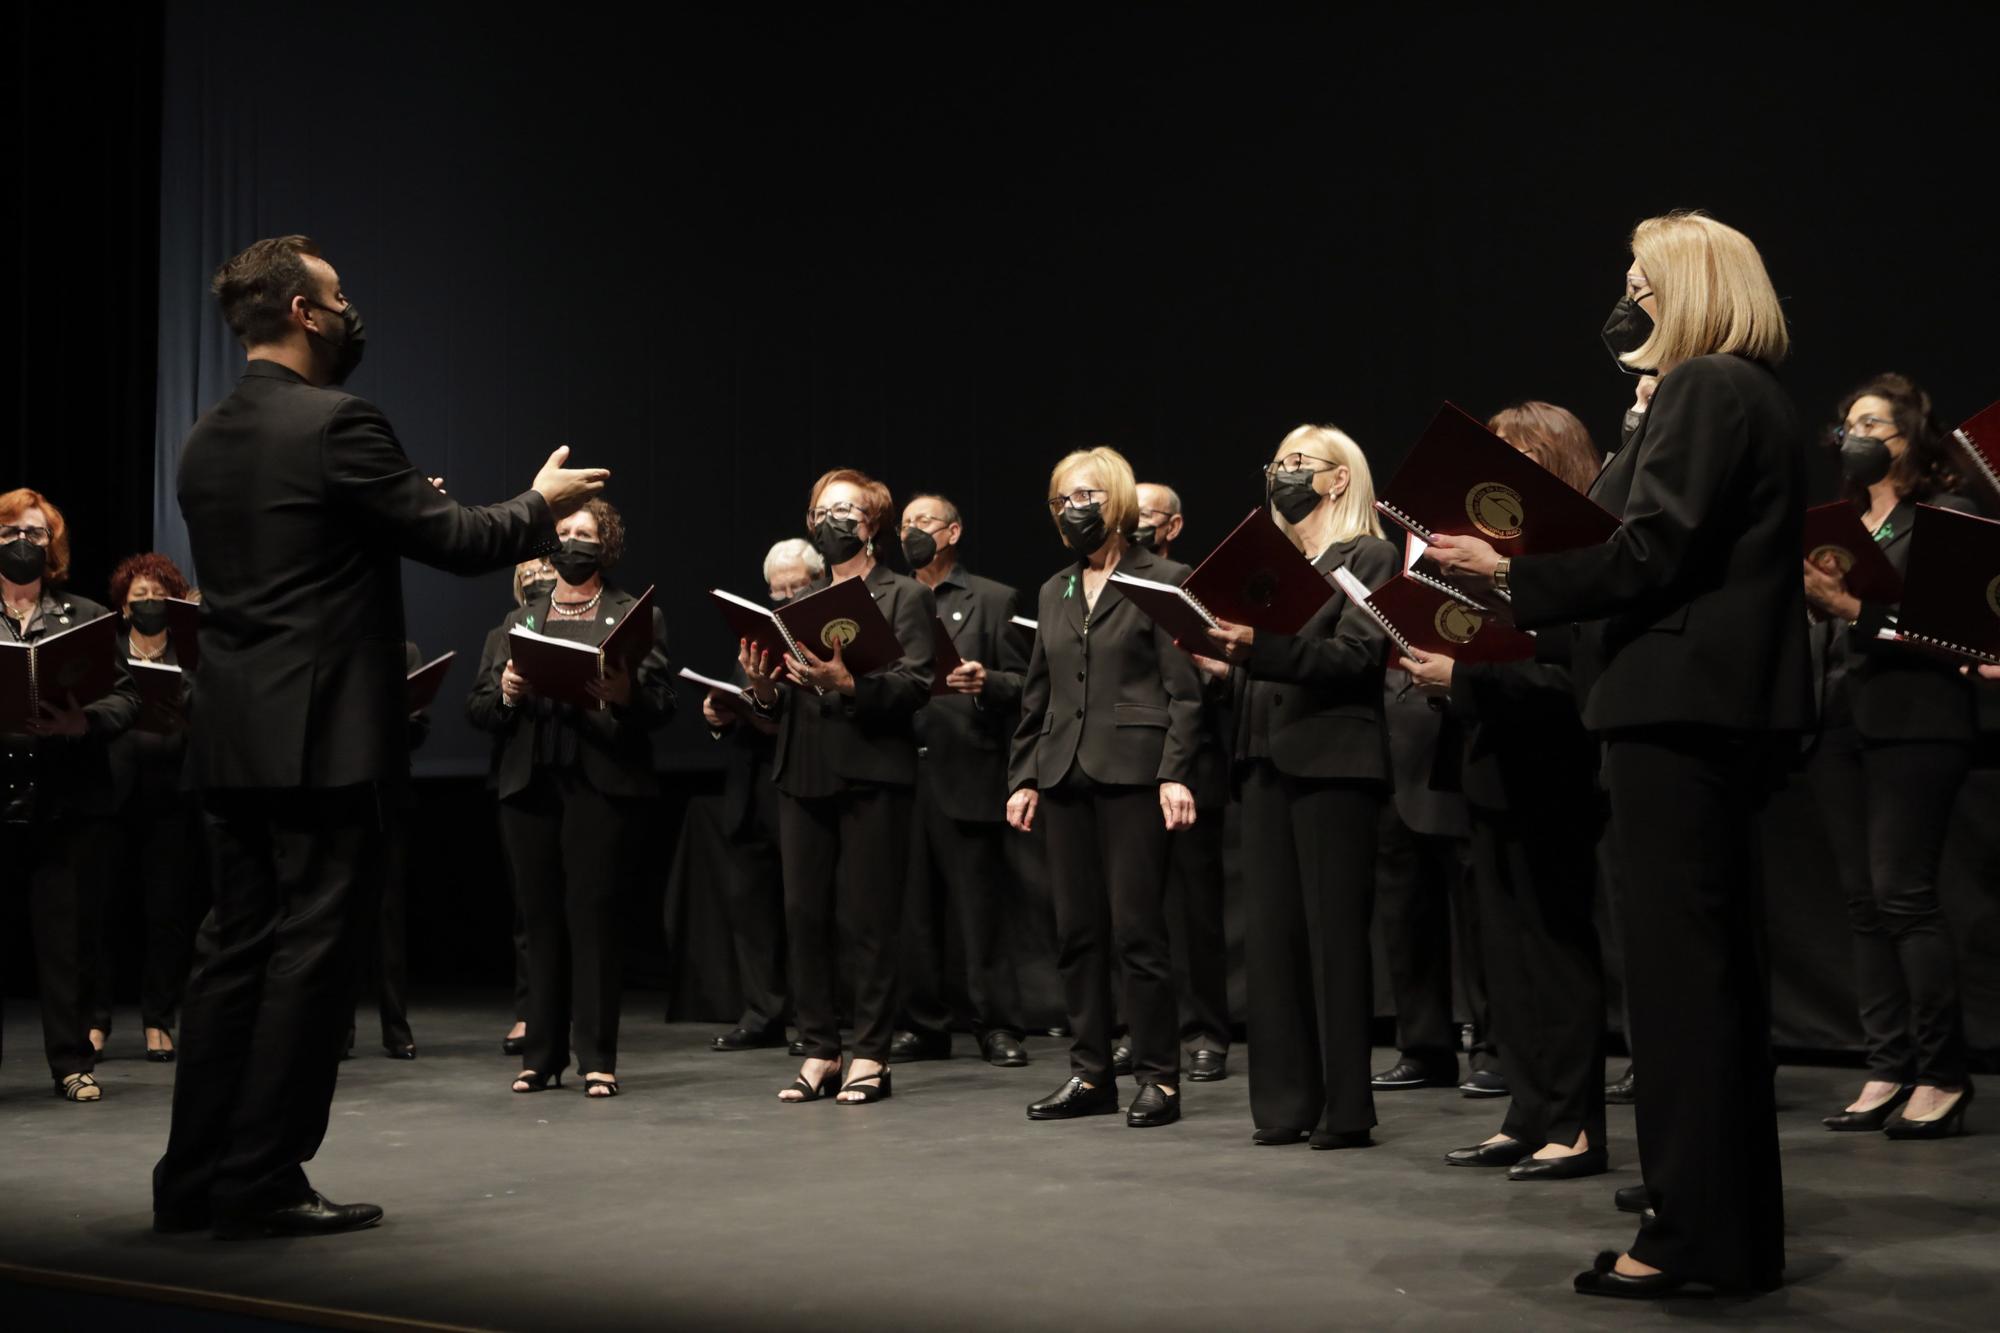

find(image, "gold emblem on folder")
[1465,482,1525,540]
[1433,601,1484,645]
[1808,544,1855,575]
[1986,574,2000,619]
[820,618,860,650]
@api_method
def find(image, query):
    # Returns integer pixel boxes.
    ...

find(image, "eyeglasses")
[1136,507,1175,524]
[0,524,51,545]
[1836,414,1901,442]
[1046,487,1108,515]
[1263,453,1339,476]
[903,513,953,533]
[808,501,868,525]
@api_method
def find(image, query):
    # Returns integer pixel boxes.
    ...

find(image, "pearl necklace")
[129,634,168,662]
[550,589,603,619]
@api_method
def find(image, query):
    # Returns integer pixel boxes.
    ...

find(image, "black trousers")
[153,787,380,1218]
[900,769,1023,1044]
[1040,776,1176,1085]
[11,820,108,1081]
[351,821,413,1050]
[1806,732,1971,1087]
[721,780,789,1037]
[1604,732,1783,1290]
[499,771,634,1077]
[1468,810,1605,1150]
[87,799,198,1035]
[1374,808,1493,1070]
[1239,763,1380,1135]
[779,784,911,1064]
[1165,810,1231,1053]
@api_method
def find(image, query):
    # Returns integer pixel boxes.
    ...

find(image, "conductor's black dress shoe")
[212,1193,384,1240]
[1027,1076,1118,1121]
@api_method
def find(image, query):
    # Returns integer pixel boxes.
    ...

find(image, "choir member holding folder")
[1194,428,1396,1148]
[468,499,675,1098]
[2,488,138,1103]
[1801,374,1979,1140]
[1008,447,1203,1128]
[1400,404,1612,1182]
[1428,212,1808,1298]
[741,469,934,1107]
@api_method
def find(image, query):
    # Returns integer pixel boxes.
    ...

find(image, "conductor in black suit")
[154,235,606,1239]
[890,494,1031,1068]
[1430,212,1809,1297]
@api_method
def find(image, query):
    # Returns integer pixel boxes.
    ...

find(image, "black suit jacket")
[465,584,676,801]
[1812,493,1980,743]
[1444,624,1601,830]
[1228,533,1397,784]
[767,564,937,792]
[1384,669,1469,837]
[176,360,556,790]
[1509,353,1812,735]
[1010,544,1205,792]
[919,566,1027,822]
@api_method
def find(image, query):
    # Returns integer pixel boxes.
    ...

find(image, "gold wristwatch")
[1493,558,1512,594]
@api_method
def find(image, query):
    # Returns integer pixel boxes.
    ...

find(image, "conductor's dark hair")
[1833,372,1960,505]
[212,235,325,348]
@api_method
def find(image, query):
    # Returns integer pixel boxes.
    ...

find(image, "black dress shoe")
[383,1044,416,1060]
[1614,1185,1653,1217]
[711,1027,785,1052]
[1186,1049,1228,1082]
[212,1192,384,1240]
[1309,1128,1374,1150]
[1509,1147,1608,1181]
[1370,1057,1456,1090]
[502,1033,526,1057]
[1027,1076,1119,1121]
[1605,1066,1637,1104]
[1111,1041,1134,1077]
[1458,1070,1508,1098]
[889,1030,952,1062]
[1252,1126,1307,1145]
[788,1039,808,1057]
[1573,1251,1694,1300]
[1884,1082,1974,1140]
[1821,1084,1911,1130]
[1127,1084,1181,1128]
[1445,1136,1530,1168]
[981,1032,1029,1067]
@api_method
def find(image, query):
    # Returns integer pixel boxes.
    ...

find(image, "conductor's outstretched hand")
[533,445,611,519]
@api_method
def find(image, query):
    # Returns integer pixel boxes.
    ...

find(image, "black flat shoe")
[712,1026,785,1052]
[1458,1070,1507,1098]
[1028,1076,1118,1121]
[1884,1082,1974,1140]
[1252,1127,1307,1145]
[146,1048,177,1064]
[1605,1066,1637,1105]
[1822,1084,1912,1130]
[1445,1136,1529,1168]
[1573,1251,1695,1300]
[1309,1129,1373,1150]
[502,1033,526,1057]
[981,1031,1029,1067]
[1614,1185,1653,1216]
[889,1030,951,1062]
[1371,1057,1456,1090]
[1127,1084,1181,1128]
[1509,1147,1608,1181]
[212,1192,384,1241]
[1187,1050,1228,1082]
[1111,1041,1134,1077]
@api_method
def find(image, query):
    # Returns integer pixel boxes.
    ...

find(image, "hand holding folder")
[1111,508,1335,650]
[507,586,656,710]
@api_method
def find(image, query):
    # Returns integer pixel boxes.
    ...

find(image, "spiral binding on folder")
[1952,427,2000,504]
[766,613,827,696]
[1402,565,1487,609]
[1374,500,1434,544]
[1183,589,1219,628]
[1877,626,2000,666]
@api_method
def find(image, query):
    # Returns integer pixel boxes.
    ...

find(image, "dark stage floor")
[1,995,1994,1332]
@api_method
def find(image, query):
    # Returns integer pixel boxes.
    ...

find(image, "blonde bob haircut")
[1272,424,1383,545]
[1047,446,1140,538]
[1625,211,1790,371]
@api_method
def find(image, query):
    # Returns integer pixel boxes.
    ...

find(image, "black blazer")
[176,360,555,790]
[1384,669,1469,838]
[767,563,937,792]
[1010,544,1205,792]
[1509,353,1812,735]
[4,591,139,820]
[1444,624,1601,831]
[1228,533,1397,784]
[1812,493,1980,743]
[465,584,676,800]
[919,567,1027,823]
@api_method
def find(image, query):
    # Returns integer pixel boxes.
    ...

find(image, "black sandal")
[511,1070,562,1093]
[780,1061,842,1103]
[56,1073,102,1102]
[584,1075,620,1098]
[838,1067,892,1104]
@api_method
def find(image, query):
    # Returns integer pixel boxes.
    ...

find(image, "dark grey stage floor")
[1,995,1995,1332]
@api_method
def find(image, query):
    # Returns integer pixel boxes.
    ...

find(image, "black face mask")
[1267,469,1324,525]
[1619,407,1647,450]
[550,539,603,586]
[307,300,367,385]
[128,599,170,636]
[1840,434,1895,488]
[524,575,559,601]
[1601,295,1654,375]
[1130,523,1159,551]
[0,538,46,586]
[815,516,867,565]
[901,525,939,570]
[1058,504,1109,555]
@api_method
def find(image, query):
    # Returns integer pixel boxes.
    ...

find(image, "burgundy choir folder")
[405,651,457,715]
[1112,509,1335,645]
[772,576,908,677]
[930,616,965,696]
[710,588,795,666]
[678,666,757,721]
[129,659,187,734]
[1376,402,1621,555]
[165,597,202,671]
[1107,570,1220,645]
[1801,502,1903,605]
[508,586,656,710]
[1877,503,2000,665]
[1364,570,1536,664]
[0,613,118,730]
[1950,399,2000,514]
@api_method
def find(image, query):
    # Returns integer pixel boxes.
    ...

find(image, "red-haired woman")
[1,487,139,1101]
[85,553,199,1062]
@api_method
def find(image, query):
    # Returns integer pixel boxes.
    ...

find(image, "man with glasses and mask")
[155,235,608,1240]
[890,495,1033,1067]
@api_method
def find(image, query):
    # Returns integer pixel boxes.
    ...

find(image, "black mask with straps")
[0,538,47,586]
[815,516,867,566]
[901,525,939,570]
[1266,468,1324,525]
[1058,503,1109,555]
[128,599,171,636]
[306,299,367,384]
[550,538,603,586]
[1601,294,1655,376]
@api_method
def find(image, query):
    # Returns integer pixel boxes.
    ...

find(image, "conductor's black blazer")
[176,359,556,791]
[1009,544,1205,793]
[465,584,675,801]
[1813,493,1980,743]
[919,566,1027,822]
[767,563,937,792]
[1228,533,1397,784]
[1508,353,1812,735]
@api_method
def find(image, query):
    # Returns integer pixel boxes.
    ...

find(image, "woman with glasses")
[1802,373,1979,1141]
[1194,428,1396,1148]
[740,470,935,1106]
[1,488,138,1102]
[1008,447,1204,1129]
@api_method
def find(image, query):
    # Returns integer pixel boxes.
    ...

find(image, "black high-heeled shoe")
[1884,1082,1974,1140]
[1822,1084,1911,1131]
[1572,1251,1697,1300]
[502,1030,526,1057]
[837,1066,892,1105]
[511,1069,562,1093]
[780,1060,843,1103]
